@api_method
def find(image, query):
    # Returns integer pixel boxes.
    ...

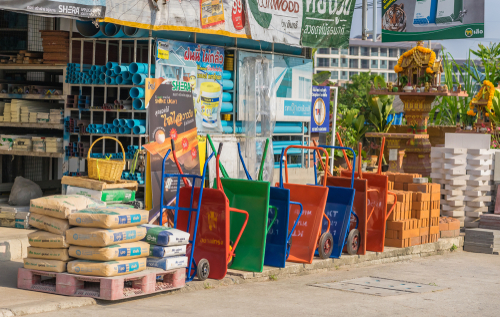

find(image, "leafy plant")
[430,50,476,126]
[400,75,409,87]
[470,43,500,84]
[418,73,433,85]
[450,244,458,252]
[269,275,278,281]
[337,72,377,114]
[367,76,395,164]
[313,71,332,85]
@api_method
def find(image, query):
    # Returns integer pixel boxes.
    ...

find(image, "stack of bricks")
[386,172,422,191]
[439,217,461,238]
[435,148,467,227]
[384,173,440,248]
[465,149,495,228]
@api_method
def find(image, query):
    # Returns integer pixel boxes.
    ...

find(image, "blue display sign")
[310,86,330,133]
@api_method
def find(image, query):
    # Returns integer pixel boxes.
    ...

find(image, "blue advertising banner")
[311,86,330,133]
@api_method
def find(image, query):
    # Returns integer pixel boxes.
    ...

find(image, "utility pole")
[373,0,377,42]
[362,0,367,40]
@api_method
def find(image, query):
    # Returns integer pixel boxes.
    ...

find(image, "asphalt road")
[33,251,500,317]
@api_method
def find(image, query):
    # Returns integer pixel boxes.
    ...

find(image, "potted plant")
[400,75,409,88]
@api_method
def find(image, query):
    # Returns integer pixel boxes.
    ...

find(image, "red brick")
[395,174,415,184]
[440,229,460,238]
[394,182,404,191]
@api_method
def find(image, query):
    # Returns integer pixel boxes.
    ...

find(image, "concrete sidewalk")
[0,235,464,316]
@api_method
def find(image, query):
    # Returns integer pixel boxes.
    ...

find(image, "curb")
[2,236,464,315]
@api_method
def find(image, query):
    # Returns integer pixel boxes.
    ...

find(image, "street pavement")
[28,251,500,317]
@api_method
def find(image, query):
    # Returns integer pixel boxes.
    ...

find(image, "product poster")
[245,0,356,47]
[0,0,105,18]
[143,78,200,223]
[237,51,313,122]
[382,0,484,42]
[155,40,224,134]
[311,86,330,133]
[101,0,248,38]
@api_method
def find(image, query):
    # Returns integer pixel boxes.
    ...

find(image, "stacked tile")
[479,213,500,230]
[465,149,494,228]
[25,195,100,273]
[439,217,461,238]
[430,147,445,187]
[464,228,500,255]
[439,148,467,227]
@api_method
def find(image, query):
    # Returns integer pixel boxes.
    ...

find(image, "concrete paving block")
[444,153,467,160]
[446,168,466,175]
[430,173,443,180]
[441,210,465,217]
[445,200,464,207]
[444,158,466,164]
[467,201,492,208]
[431,162,443,168]
[466,185,495,191]
[465,206,489,213]
[467,159,492,166]
[467,154,493,160]
[466,164,492,171]
[465,190,492,197]
[467,149,493,155]
[444,179,467,186]
[442,204,465,211]
[445,174,470,180]
[465,195,492,202]
[413,177,428,184]
[468,180,493,187]
[442,147,467,154]
[444,184,467,190]
[467,169,493,176]
[466,211,484,218]
[446,195,465,201]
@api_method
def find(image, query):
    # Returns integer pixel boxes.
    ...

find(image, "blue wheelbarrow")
[313,145,360,257]
[237,139,303,267]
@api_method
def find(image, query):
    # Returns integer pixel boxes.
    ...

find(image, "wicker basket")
[87,137,126,182]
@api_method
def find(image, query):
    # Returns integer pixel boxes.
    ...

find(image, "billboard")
[311,86,330,133]
[155,40,224,134]
[0,0,105,18]
[382,0,484,42]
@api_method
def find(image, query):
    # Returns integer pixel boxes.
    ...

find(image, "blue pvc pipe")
[104,23,125,38]
[119,127,131,134]
[105,77,116,85]
[222,92,232,102]
[129,63,154,74]
[113,127,119,134]
[221,102,233,112]
[127,119,146,128]
[130,87,145,98]
[114,65,129,75]
[106,62,118,70]
[133,125,146,134]
[132,73,147,85]
[106,69,114,77]
[123,26,149,38]
[113,119,120,127]
[122,71,131,80]
[99,73,106,80]
[133,98,145,110]
[119,119,127,127]
[75,21,104,38]
[223,70,234,80]
[100,65,107,72]
[223,79,233,90]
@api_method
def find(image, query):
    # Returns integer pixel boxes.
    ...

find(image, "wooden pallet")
[61,176,138,191]
[18,268,185,300]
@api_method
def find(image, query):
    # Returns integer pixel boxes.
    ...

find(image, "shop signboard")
[155,40,224,134]
[102,0,248,39]
[0,0,105,18]
[310,86,330,133]
[143,78,200,222]
[246,0,356,47]
[237,51,313,122]
[382,0,484,42]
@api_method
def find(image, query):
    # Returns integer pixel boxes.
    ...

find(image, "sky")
[349,0,500,58]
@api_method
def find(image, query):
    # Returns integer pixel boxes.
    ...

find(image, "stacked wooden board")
[0,50,43,64]
[40,31,69,64]
[464,149,495,228]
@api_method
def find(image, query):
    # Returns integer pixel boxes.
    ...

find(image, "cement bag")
[150,245,187,257]
[146,256,188,270]
[9,176,42,206]
[141,224,190,246]
[68,242,150,261]
[67,258,147,277]
[0,218,15,227]
[66,186,136,203]
[28,231,69,248]
[66,226,147,247]
[27,247,70,261]
[28,213,70,235]
[30,195,105,219]
[23,258,68,273]
[68,207,148,229]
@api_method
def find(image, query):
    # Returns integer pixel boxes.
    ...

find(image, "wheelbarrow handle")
[207,134,229,179]
[336,132,353,171]
[170,138,189,187]
[215,144,223,190]
[386,191,397,221]
[160,149,172,227]
[228,207,249,262]
[237,142,252,180]
[279,148,285,188]
[312,139,332,177]
[267,205,278,235]
[322,211,331,234]
[377,137,386,175]
[283,145,329,186]
[258,138,270,181]
[287,201,303,242]
[318,145,356,190]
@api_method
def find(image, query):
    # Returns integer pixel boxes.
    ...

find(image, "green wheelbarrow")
[207,134,271,273]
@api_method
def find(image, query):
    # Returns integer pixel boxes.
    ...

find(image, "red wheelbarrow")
[279,145,333,263]
[161,141,249,281]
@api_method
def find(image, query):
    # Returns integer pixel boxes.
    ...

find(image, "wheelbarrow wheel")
[318,232,333,259]
[346,229,360,255]
[197,258,210,281]
[227,241,234,268]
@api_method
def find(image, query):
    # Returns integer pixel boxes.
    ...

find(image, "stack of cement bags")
[142,224,189,271]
